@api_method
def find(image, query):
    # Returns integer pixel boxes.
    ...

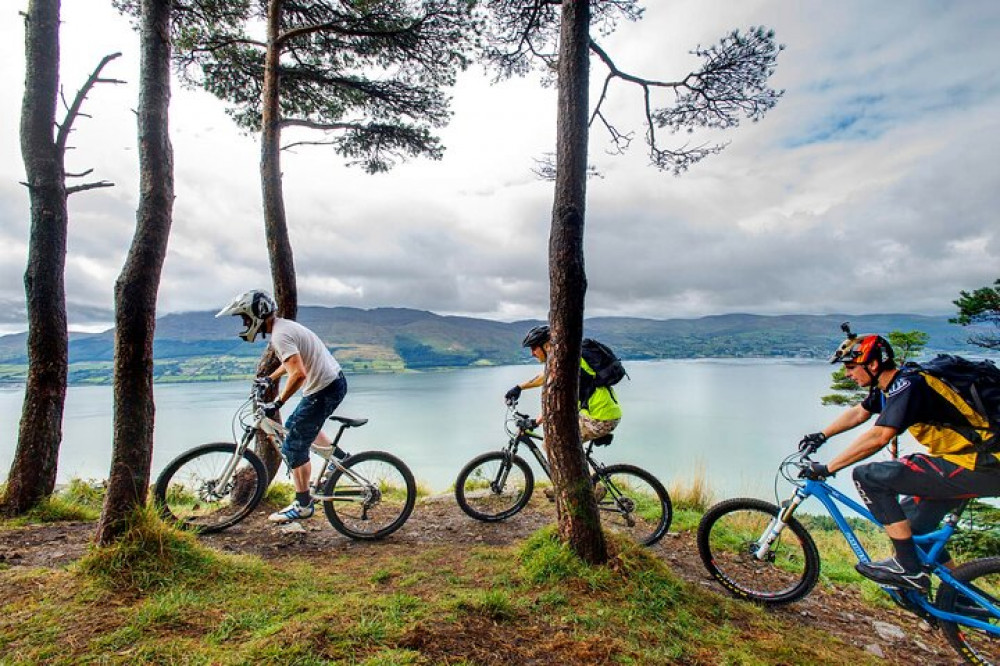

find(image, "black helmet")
[521,325,550,348]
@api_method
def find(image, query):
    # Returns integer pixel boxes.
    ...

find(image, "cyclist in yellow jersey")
[799,332,1000,593]
[504,325,622,445]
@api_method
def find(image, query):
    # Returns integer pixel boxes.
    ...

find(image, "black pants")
[853,453,1000,529]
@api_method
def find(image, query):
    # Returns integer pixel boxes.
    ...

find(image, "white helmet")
[216,289,277,342]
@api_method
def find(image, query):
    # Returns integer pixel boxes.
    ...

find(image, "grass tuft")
[60,478,107,509]
[453,589,518,622]
[263,481,295,506]
[518,526,592,584]
[76,502,259,594]
[1,478,107,526]
[668,461,713,512]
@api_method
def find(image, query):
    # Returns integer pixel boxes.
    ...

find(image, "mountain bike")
[154,382,416,540]
[697,443,1000,665]
[454,400,672,546]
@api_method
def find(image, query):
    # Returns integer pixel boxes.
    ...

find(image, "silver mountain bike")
[154,382,416,540]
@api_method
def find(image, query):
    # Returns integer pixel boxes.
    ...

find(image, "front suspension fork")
[754,491,806,560]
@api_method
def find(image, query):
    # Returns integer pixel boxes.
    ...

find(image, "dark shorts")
[853,453,1000,527]
[283,374,347,468]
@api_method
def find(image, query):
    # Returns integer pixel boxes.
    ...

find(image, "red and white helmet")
[830,333,894,366]
[216,289,276,342]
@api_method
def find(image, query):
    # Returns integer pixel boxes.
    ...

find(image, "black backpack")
[579,338,628,407]
[904,354,1000,453]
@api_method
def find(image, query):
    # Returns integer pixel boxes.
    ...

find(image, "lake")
[0,359,912,505]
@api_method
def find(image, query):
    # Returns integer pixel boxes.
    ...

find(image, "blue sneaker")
[268,500,315,523]
[855,557,930,593]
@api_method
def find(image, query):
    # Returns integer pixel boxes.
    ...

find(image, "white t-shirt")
[269,318,342,396]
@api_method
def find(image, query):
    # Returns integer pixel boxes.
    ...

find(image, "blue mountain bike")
[697,445,1000,665]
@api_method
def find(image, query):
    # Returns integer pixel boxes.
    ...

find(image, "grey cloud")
[1,0,999,331]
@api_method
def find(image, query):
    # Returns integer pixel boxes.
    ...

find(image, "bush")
[951,500,1000,559]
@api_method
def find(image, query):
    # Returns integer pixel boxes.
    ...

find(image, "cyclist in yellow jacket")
[504,325,622,444]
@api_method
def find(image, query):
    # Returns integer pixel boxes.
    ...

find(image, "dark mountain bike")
[154,381,416,540]
[454,400,672,546]
[697,443,1000,665]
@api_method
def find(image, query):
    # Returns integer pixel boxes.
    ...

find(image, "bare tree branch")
[55,52,124,154]
[587,28,782,174]
[65,168,95,178]
[280,118,360,132]
[67,181,115,195]
[531,153,602,181]
[282,139,338,151]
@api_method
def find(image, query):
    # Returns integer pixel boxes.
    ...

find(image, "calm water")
[0,359,905,504]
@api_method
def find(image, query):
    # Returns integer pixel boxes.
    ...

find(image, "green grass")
[263,480,295,506]
[75,503,262,594]
[0,479,106,526]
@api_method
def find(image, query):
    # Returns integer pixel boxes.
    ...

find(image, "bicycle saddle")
[592,434,614,447]
[328,415,368,428]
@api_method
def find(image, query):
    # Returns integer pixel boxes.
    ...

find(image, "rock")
[864,643,885,658]
[872,621,906,642]
[280,522,307,534]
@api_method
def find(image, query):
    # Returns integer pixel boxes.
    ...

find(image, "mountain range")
[0,307,985,384]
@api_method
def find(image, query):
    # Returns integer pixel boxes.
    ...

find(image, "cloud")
[0,0,998,333]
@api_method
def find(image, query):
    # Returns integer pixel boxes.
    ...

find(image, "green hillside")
[0,308,984,385]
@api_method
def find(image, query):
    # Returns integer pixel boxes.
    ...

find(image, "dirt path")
[0,495,965,664]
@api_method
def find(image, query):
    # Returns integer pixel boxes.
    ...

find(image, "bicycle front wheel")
[455,451,534,522]
[593,464,672,546]
[154,442,267,534]
[697,497,820,604]
[936,556,1000,665]
[321,451,416,540]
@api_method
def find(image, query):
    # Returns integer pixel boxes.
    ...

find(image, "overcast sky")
[1,1,998,335]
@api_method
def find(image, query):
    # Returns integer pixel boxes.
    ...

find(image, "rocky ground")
[0,494,968,665]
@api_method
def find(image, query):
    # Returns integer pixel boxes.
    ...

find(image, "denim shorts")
[282,374,347,468]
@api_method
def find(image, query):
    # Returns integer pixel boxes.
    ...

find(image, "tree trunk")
[96,0,174,545]
[255,0,297,480]
[261,0,297,320]
[545,0,607,564]
[2,0,68,517]
[254,348,283,480]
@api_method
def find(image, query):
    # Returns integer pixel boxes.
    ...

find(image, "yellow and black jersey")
[863,369,996,471]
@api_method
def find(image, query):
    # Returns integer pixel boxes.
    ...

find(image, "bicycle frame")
[505,426,609,482]
[223,395,369,504]
[771,477,1000,634]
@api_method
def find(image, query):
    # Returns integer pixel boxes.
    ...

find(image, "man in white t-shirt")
[217,289,348,523]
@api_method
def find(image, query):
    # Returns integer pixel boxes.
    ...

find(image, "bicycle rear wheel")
[455,451,534,522]
[321,450,416,540]
[592,464,672,546]
[154,442,267,534]
[936,556,1000,665]
[697,497,820,604]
